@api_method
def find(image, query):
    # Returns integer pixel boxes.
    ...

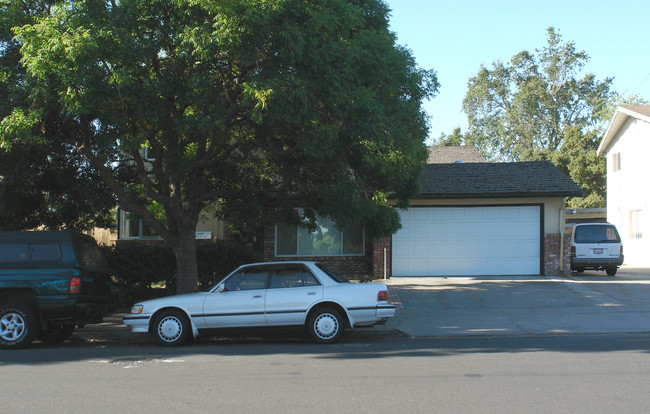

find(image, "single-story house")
[263,160,583,278]
[598,105,650,267]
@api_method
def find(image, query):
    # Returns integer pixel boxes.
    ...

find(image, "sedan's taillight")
[378,290,388,301]
[69,277,82,294]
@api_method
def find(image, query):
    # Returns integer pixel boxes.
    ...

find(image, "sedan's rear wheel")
[152,309,191,346]
[308,308,342,344]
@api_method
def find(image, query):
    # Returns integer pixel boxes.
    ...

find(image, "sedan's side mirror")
[215,284,225,293]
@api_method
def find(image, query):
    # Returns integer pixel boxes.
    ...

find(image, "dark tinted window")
[72,238,107,268]
[0,243,61,263]
[574,225,621,243]
[315,263,348,283]
[0,244,30,263]
[270,265,322,289]
[29,244,61,261]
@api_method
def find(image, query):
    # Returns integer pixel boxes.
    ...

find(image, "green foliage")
[6,0,437,292]
[0,0,116,230]
[434,127,464,146]
[461,27,613,208]
[101,241,259,304]
[463,27,612,162]
[0,141,117,230]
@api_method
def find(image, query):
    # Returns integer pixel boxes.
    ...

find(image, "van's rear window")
[574,225,621,243]
[0,243,61,263]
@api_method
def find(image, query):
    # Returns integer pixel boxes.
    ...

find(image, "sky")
[383,0,650,142]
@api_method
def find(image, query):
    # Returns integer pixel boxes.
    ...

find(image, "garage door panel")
[393,206,541,276]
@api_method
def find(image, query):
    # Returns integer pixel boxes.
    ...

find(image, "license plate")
[593,248,603,254]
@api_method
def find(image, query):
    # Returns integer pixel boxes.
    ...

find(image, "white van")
[569,223,624,275]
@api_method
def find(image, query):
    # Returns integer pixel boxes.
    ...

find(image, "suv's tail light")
[621,245,624,255]
[378,290,388,301]
[69,277,82,294]
[571,246,576,256]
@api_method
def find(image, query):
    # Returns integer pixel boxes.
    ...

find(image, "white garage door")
[392,206,541,276]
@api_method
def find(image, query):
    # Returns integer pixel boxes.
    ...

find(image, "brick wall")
[263,225,374,276]
[372,237,391,279]
[544,233,571,276]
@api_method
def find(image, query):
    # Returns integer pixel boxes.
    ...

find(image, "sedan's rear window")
[574,225,621,243]
[315,263,348,283]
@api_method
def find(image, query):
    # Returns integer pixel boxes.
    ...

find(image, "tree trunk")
[172,226,199,294]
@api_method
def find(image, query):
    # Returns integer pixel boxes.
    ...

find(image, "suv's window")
[72,238,107,268]
[0,243,61,263]
[30,244,62,261]
[0,244,30,263]
[574,225,621,243]
[270,265,322,289]
[225,268,269,291]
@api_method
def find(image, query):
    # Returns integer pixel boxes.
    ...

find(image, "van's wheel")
[0,302,39,349]
[606,267,618,276]
[39,323,75,343]
[152,309,191,346]
[575,267,585,273]
[307,308,343,344]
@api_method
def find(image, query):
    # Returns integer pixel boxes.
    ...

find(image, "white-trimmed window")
[276,213,364,257]
[613,152,621,172]
[119,210,159,239]
[629,210,643,239]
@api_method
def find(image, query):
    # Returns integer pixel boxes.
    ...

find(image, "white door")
[392,206,541,276]
[202,268,269,327]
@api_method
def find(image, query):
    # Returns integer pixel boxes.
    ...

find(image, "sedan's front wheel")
[152,309,191,346]
[307,308,343,344]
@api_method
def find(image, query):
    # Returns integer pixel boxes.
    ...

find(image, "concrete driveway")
[383,265,650,338]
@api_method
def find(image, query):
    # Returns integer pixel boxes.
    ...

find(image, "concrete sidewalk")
[380,268,650,338]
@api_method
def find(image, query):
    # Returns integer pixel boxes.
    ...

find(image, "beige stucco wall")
[406,197,567,234]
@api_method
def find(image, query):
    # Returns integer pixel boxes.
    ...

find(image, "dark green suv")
[0,231,114,349]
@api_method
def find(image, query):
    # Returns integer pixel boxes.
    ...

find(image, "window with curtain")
[276,214,364,256]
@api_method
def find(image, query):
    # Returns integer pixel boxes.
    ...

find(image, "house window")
[276,213,364,257]
[613,152,621,172]
[119,210,159,239]
[629,210,643,239]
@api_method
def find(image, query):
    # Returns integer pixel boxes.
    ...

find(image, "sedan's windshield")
[315,263,348,283]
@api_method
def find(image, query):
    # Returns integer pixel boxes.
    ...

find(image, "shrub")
[100,241,260,305]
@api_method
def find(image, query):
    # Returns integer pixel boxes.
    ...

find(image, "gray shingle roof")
[419,161,583,199]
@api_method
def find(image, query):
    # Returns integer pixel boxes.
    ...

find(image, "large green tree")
[1,0,116,230]
[4,0,437,293]
[461,27,613,207]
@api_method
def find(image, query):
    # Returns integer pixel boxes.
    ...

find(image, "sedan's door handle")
[307,292,316,295]
[253,295,263,298]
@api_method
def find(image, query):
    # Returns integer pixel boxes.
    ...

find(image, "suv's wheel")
[606,267,618,276]
[39,323,75,343]
[307,308,343,344]
[152,309,191,346]
[0,302,38,349]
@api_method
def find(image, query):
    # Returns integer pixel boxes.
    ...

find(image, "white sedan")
[123,261,396,345]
